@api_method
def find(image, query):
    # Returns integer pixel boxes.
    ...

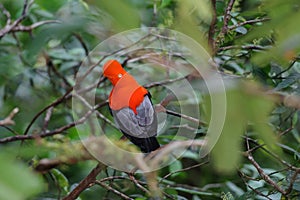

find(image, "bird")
[102,59,160,153]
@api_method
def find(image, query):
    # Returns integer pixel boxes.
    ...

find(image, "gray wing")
[113,95,157,138]
[136,95,154,126]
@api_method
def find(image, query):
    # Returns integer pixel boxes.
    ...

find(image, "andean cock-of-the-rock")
[103,60,160,153]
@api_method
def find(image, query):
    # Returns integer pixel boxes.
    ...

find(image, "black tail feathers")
[123,133,160,153]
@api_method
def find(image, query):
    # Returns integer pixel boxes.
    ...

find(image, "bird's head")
[103,60,126,85]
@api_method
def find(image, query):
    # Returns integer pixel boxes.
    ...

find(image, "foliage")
[0,0,299,199]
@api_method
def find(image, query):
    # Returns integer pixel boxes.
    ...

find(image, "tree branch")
[165,109,206,125]
[238,170,273,200]
[208,0,217,54]
[44,52,72,88]
[63,163,106,200]
[221,0,236,34]
[160,161,209,182]
[0,3,11,25]
[145,140,206,170]
[245,138,287,195]
[73,33,90,58]
[0,103,93,143]
[0,0,33,39]
[94,180,134,200]
[42,107,54,132]
[11,20,60,32]
[227,18,271,31]
[0,108,19,126]
[144,76,187,89]
[285,169,300,195]
[218,44,271,51]
[23,88,73,136]
[127,173,150,194]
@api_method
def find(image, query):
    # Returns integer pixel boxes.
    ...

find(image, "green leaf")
[48,49,79,61]
[235,26,248,35]
[277,143,300,159]
[292,112,298,126]
[60,61,80,72]
[238,0,300,65]
[221,192,235,200]
[0,154,43,200]
[181,150,199,161]
[35,0,67,12]
[168,160,182,177]
[93,0,139,31]
[173,0,211,50]
[208,82,278,173]
[160,0,172,8]
[164,187,178,196]
[135,197,147,200]
[290,175,300,192]
[244,84,277,150]
[173,187,216,196]
[275,74,299,90]
[226,181,244,196]
[51,168,69,193]
[211,89,247,173]
[291,129,300,143]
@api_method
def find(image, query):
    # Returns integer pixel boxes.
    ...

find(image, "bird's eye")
[118,74,122,78]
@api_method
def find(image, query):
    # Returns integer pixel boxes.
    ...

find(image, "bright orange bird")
[103,60,160,153]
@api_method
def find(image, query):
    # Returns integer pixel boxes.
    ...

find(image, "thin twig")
[44,52,72,88]
[170,124,198,132]
[73,33,89,58]
[0,108,19,126]
[12,32,32,66]
[127,173,150,194]
[160,161,209,183]
[73,92,118,130]
[35,154,92,172]
[278,126,294,137]
[0,99,108,144]
[285,169,300,195]
[208,0,217,53]
[245,138,287,195]
[159,179,220,197]
[245,136,299,171]
[227,18,270,31]
[75,76,107,97]
[144,76,187,89]
[99,176,127,182]
[63,164,106,200]
[0,1,57,40]
[11,20,60,32]
[0,0,33,39]
[148,140,206,169]
[94,180,134,200]
[238,170,272,200]
[166,109,206,125]
[218,44,271,51]
[77,33,151,83]
[0,3,11,25]
[23,88,73,136]
[151,0,158,27]
[221,0,236,34]
[1,126,20,135]
[42,107,54,131]
[0,104,94,143]
[271,60,297,79]
[159,93,176,107]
